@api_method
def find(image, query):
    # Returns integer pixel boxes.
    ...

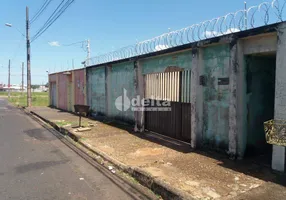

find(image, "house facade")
[49,22,286,172]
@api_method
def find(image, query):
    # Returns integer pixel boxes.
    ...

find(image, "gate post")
[71,70,75,112]
[134,60,145,132]
[229,38,238,158]
[272,22,286,172]
[236,40,247,159]
[191,48,199,148]
[48,74,51,106]
[56,73,59,108]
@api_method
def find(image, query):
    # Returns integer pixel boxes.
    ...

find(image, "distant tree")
[31,85,40,92]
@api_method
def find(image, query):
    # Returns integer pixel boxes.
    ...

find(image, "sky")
[0,0,269,84]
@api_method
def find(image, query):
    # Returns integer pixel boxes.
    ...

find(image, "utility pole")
[8,59,10,98]
[26,6,31,107]
[86,39,90,66]
[22,62,24,95]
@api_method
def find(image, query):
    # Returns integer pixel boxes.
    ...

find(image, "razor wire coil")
[88,0,286,66]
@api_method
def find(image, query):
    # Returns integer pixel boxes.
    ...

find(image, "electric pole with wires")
[86,39,90,66]
[26,6,32,107]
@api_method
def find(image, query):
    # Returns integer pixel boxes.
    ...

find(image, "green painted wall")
[202,44,230,150]
[87,66,106,115]
[141,50,192,74]
[245,56,275,155]
[110,61,134,123]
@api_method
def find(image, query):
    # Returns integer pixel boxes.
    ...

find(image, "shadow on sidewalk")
[90,115,286,188]
[93,115,193,153]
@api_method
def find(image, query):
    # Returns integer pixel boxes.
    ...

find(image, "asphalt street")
[0,98,150,200]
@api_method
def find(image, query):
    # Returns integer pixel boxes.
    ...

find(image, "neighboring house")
[0,84,27,92]
[33,85,48,92]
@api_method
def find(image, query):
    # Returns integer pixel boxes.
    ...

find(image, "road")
[0,98,151,200]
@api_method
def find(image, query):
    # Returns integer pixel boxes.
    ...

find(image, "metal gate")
[144,70,192,142]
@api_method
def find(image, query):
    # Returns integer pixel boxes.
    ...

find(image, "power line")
[31,0,75,42]
[30,0,53,24]
[63,40,85,46]
[31,0,75,43]
[30,0,49,22]
[31,0,67,41]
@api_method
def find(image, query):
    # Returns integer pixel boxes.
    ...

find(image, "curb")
[28,110,193,200]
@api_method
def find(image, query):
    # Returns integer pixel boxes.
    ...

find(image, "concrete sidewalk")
[28,107,286,200]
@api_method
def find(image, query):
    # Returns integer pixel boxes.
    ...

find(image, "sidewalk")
[28,107,286,200]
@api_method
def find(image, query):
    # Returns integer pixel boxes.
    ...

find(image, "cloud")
[204,28,240,38]
[154,44,169,51]
[48,41,60,47]
[224,28,239,34]
[205,31,219,38]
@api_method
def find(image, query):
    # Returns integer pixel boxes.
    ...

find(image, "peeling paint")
[202,44,230,150]
[87,66,106,115]
[110,62,134,123]
[141,50,192,74]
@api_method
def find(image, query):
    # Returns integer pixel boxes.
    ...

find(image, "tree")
[31,85,40,92]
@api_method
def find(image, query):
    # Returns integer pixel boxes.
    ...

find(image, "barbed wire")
[88,0,286,66]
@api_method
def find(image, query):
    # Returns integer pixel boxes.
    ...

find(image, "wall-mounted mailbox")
[218,77,229,85]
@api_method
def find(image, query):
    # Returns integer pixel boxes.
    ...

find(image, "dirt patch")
[97,145,115,154]
[128,147,165,157]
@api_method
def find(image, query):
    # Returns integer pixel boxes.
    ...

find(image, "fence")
[88,0,286,66]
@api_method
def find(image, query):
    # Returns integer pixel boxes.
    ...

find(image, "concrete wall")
[236,33,278,158]
[109,61,134,123]
[201,44,230,150]
[141,50,192,74]
[87,66,106,115]
[83,30,279,155]
[49,73,58,107]
[58,73,69,111]
[272,23,286,172]
[49,74,57,82]
[74,69,85,105]
[49,69,86,112]
[50,23,286,169]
